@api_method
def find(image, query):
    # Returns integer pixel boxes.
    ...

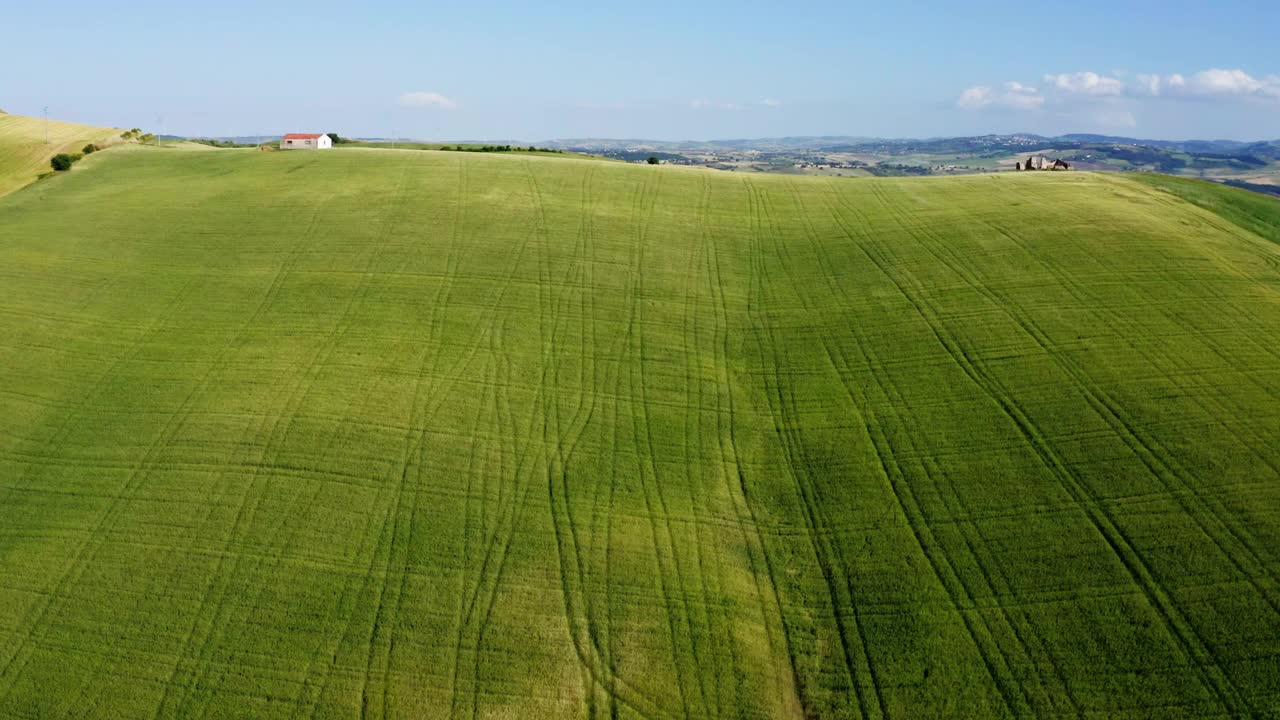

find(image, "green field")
[0,113,120,197]
[2,145,1280,718]
[346,142,607,161]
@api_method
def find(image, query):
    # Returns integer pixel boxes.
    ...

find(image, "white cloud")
[1002,81,1045,109]
[1126,69,1280,99]
[1135,73,1163,96]
[1191,68,1263,94]
[1180,68,1280,98]
[956,84,1044,111]
[397,91,458,110]
[690,99,742,110]
[956,86,992,109]
[962,67,1280,114]
[1044,71,1125,96]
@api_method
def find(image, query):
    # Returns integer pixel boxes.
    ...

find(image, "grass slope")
[0,112,120,197]
[1128,172,1280,246]
[1,149,1280,719]
[348,141,611,161]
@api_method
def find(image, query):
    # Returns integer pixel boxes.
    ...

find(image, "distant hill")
[546,133,1280,192]
[174,134,278,145]
[167,131,1280,158]
[0,112,122,196]
[547,133,1280,153]
[547,133,1280,155]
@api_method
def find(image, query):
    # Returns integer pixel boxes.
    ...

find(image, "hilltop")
[548,132,1280,155]
[0,111,122,196]
[549,133,1280,189]
[124,128,1280,190]
[1,145,1279,718]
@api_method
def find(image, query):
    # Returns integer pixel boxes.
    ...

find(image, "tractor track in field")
[948,187,1280,598]
[630,171,716,720]
[784,179,957,719]
[1,181,350,713]
[701,175,806,719]
[542,168,682,720]
[160,160,407,720]
[1120,176,1280,340]
[862,183,1128,715]
[535,163,682,719]
[73,170,356,717]
[573,166,629,720]
[557,165,646,720]
[872,179,1223,716]
[365,163,449,720]
[548,168,623,720]
[627,169,709,720]
[915,189,1280,710]
[973,188,1280,546]
[460,161,583,720]
[848,179,1250,716]
[818,179,1037,718]
[741,178,878,720]
[810,179,1084,716]
[807,179,1083,717]
[439,162,552,719]
[568,165,614,718]
[6,152,1280,719]
[0,275,202,699]
[681,174,735,719]
[335,162,418,720]
[889,179,1280,711]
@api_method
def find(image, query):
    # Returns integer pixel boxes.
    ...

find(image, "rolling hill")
[0,112,121,197]
[1,145,1279,718]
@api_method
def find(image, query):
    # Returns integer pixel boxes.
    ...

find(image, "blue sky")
[4,0,1278,140]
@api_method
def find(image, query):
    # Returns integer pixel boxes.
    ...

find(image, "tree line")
[444,145,564,154]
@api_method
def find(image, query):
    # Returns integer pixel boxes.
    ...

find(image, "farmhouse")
[281,133,332,150]
[1022,155,1071,171]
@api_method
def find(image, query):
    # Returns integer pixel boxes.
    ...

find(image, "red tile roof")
[283,133,324,140]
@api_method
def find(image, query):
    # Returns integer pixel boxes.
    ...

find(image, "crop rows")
[0,148,1278,717]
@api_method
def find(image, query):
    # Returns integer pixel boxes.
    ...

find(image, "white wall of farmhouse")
[281,135,332,150]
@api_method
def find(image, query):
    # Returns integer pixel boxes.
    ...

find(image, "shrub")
[50,154,77,171]
[83,143,98,155]
[647,156,660,165]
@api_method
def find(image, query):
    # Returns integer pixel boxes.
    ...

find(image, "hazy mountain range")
[184,133,1280,155]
